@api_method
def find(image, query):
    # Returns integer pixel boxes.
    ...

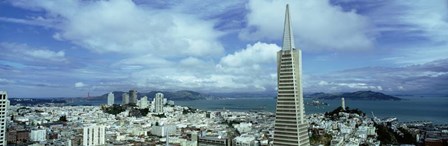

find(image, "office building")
[122,93,129,105]
[129,90,137,104]
[107,92,114,106]
[82,124,106,146]
[0,91,8,146]
[154,93,164,113]
[273,4,310,146]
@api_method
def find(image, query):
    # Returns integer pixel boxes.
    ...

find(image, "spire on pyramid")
[282,4,295,50]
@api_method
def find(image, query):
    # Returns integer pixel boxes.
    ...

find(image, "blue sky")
[0,0,447,97]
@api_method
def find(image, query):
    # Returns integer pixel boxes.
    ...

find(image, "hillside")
[305,91,402,101]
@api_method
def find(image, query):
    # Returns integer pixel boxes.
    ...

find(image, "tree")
[59,115,68,122]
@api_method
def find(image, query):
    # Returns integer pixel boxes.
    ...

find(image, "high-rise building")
[154,93,164,113]
[341,97,346,110]
[107,92,114,106]
[129,90,137,104]
[0,91,8,146]
[82,124,106,146]
[137,96,149,109]
[273,4,310,146]
[122,93,129,105]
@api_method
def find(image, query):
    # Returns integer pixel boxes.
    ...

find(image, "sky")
[0,0,447,97]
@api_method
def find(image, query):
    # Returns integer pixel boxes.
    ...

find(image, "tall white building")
[82,124,106,146]
[273,4,310,146]
[107,92,114,106]
[341,97,346,110]
[137,96,149,109]
[154,93,164,113]
[0,91,8,146]
[122,93,129,105]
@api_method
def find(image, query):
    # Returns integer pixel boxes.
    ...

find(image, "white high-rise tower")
[341,97,346,110]
[273,4,310,146]
[154,93,164,113]
[0,91,8,146]
[107,92,114,105]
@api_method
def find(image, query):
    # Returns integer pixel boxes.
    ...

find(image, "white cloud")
[74,82,86,88]
[25,49,65,60]
[371,0,448,65]
[240,0,374,51]
[307,59,448,94]
[0,42,67,62]
[220,42,281,67]
[0,78,15,84]
[10,0,224,57]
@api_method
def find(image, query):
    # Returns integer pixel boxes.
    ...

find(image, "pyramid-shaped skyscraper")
[273,4,310,146]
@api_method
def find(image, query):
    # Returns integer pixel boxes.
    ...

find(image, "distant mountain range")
[98,90,211,101]
[91,90,400,101]
[304,91,402,101]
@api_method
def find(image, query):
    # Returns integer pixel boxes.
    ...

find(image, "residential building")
[30,129,46,142]
[154,93,164,113]
[122,93,129,105]
[129,90,137,104]
[107,92,114,106]
[82,124,106,146]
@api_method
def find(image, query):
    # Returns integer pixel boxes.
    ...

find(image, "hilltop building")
[107,92,114,105]
[342,97,346,110]
[273,4,310,146]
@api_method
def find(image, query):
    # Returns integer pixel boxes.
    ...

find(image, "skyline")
[1,0,448,97]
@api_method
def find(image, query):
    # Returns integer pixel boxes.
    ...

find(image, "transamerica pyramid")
[273,4,310,146]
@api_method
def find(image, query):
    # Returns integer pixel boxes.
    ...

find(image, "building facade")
[122,93,129,105]
[137,96,149,109]
[0,91,8,146]
[154,93,164,113]
[30,129,46,142]
[129,90,137,104]
[107,92,114,106]
[82,124,106,146]
[273,4,310,146]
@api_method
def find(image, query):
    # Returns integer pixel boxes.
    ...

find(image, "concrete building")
[122,93,129,105]
[154,93,164,113]
[273,4,310,146]
[129,90,137,104]
[341,97,346,110]
[151,125,176,137]
[82,124,106,146]
[107,92,114,106]
[0,91,8,146]
[30,129,46,142]
[137,96,149,109]
[233,134,256,146]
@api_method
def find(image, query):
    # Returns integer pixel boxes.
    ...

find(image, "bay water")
[175,97,448,124]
